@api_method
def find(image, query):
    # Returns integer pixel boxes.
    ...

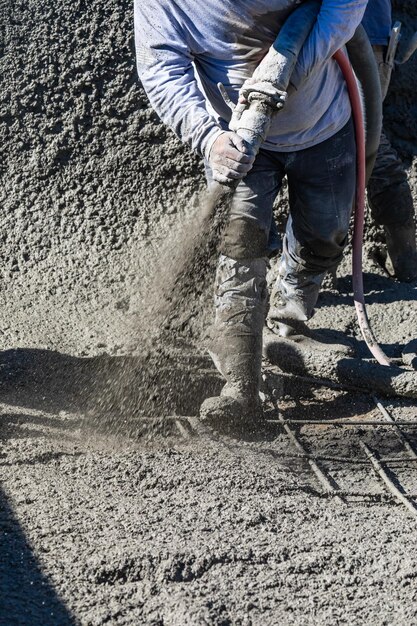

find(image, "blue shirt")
[362,0,392,46]
[135,0,368,156]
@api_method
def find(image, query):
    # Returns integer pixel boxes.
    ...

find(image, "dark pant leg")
[205,149,284,336]
[205,150,285,259]
[367,46,415,228]
[367,130,415,227]
[203,151,285,404]
[278,118,356,318]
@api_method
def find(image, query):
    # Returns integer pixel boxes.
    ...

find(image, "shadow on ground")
[0,347,223,431]
[0,489,75,625]
[317,272,416,308]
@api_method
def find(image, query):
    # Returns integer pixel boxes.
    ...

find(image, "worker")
[135,1,369,426]
[362,0,417,282]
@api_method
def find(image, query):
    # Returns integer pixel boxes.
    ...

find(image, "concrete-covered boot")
[384,220,417,283]
[268,259,317,338]
[201,330,264,427]
[200,255,268,430]
[267,260,354,356]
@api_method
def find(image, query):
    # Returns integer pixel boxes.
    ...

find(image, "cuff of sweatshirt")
[201,127,226,161]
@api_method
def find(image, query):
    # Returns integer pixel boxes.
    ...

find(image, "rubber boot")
[267,262,354,356]
[201,329,264,427]
[200,255,268,430]
[384,220,417,283]
[268,289,309,339]
[268,260,315,339]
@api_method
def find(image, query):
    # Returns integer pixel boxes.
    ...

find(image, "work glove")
[207,131,256,185]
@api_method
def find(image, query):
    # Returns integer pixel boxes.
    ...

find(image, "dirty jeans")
[206,117,356,319]
[367,46,415,228]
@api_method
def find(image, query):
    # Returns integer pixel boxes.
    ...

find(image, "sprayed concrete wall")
[2,0,203,277]
[1,0,416,353]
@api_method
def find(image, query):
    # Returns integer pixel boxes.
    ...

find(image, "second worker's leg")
[367,45,417,283]
[367,130,417,282]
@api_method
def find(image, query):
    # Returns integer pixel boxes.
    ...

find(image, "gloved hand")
[208,131,255,185]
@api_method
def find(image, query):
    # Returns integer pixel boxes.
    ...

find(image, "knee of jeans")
[220,217,269,259]
[306,230,348,265]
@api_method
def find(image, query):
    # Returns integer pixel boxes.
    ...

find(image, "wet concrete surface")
[1,384,417,624]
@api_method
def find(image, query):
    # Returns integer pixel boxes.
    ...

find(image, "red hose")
[333,50,391,367]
